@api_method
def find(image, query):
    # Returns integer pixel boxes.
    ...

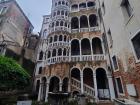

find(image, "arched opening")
[62,1,65,5]
[36,80,40,95]
[57,10,60,15]
[71,39,80,55]
[54,35,58,42]
[39,51,43,60]
[56,21,59,26]
[80,15,88,28]
[71,17,79,29]
[58,48,62,56]
[89,14,98,27]
[92,38,103,54]
[38,67,42,74]
[87,2,95,7]
[79,3,86,9]
[58,1,61,5]
[83,68,94,88]
[48,51,51,58]
[52,49,57,57]
[96,68,109,99]
[60,21,63,26]
[61,11,64,15]
[65,22,67,27]
[49,76,60,92]
[71,4,78,11]
[43,29,47,37]
[71,68,80,81]
[59,35,63,41]
[63,48,67,56]
[53,12,56,17]
[64,35,67,42]
[50,37,53,43]
[62,78,69,92]
[81,38,91,55]
[65,11,68,16]
[41,77,47,101]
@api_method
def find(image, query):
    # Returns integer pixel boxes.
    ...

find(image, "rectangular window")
[121,0,133,17]
[132,32,140,60]
[116,77,124,94]
[112,56,119,70]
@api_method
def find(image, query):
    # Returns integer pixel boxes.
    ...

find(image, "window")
[108,29,113,47]
[112,56,119,70]
[38,67,42,74]
[0,7,7,14]
[121,0,133,17]
[116,77,124,94]
[131,32,140,60]
[102,2,105,15]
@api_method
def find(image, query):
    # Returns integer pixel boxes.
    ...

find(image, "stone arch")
[58,48,62,56]
[52,49,57,57]
[80,15,88,28]
[81,38,91,55]
[71,17,79,29]
[54,35,58,42]
[92,37,103,54]
[71,68,81,81]
[62,77,69,92]
[59,35,63,41]
[89,14,98,27]
[63,48,67,56]
[71,39,80,55]
[49,76,60,92]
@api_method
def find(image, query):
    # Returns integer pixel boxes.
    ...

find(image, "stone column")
[80,40,82,61]
[45,82,49,102]
[59,82,63,92]
[93,74,98,102]
[108,76,115,100]
[79,17,80,32]
[80,72,84,94]
[90,40,94,60]
[38,83,42,101]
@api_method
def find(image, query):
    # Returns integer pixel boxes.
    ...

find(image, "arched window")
[58,48,62,56]
[62,1,65,5]
[54,35,58,42]
[66,2,68,6]
[43,29,47,37]
[57,10,60,15]
[64,36,67,41]
[63,48,67,56]
[55,2,57,6]
[47,51,51,58]
[59,35,63,41]
[60,21,63,26]
[92,38,103,54]
[38,67,42,74]
[56,21,59,26]
[79,3,86,9]
[58,1,61,5]
[49,37,53,43]
[53,12,56,17]
[65,11,68,16]
[80,15,88,28]
[71,17,79,29]
[39,51,43,60]
[52,49,57,57]
[61,11,64,15]
[65,22,67,27]
[89,14,98,27]
[71,4,78,11]
[81,38,91,55]
[52,22,54,27]
[71,39,80,55]
[87,2,95,7]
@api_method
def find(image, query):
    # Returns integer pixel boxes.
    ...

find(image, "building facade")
[34,0,116,104]
[99,0,140,103]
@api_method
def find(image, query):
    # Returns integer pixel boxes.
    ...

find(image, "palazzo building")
[34,0,116,104]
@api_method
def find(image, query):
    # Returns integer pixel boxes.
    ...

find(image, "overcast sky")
[17,0,52,33]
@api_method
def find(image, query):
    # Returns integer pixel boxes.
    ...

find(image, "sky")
[17,0,52,33]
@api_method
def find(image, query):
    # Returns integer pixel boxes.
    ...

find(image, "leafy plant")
[68,100,78,105]
[0,56,30,91]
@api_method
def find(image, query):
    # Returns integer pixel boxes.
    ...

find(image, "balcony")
[47,41,69,49]
[46,54,105,65]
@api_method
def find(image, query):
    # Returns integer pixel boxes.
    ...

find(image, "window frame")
[130,29,140,63]
[112,55,119,71]
[115,76,125,95]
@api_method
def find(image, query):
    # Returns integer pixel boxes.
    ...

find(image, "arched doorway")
[71,39,80,55]
[81,38,91,55]
[62,78,69,92]
[71,68,80,81]
[89,14,98,27]
[92,38,103,54]
[71,17,79,29]
[96,68,110,100]
[80,15,88,28]
[49,76,60,92]
[41,77,47,101]
[83,68,94,88]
